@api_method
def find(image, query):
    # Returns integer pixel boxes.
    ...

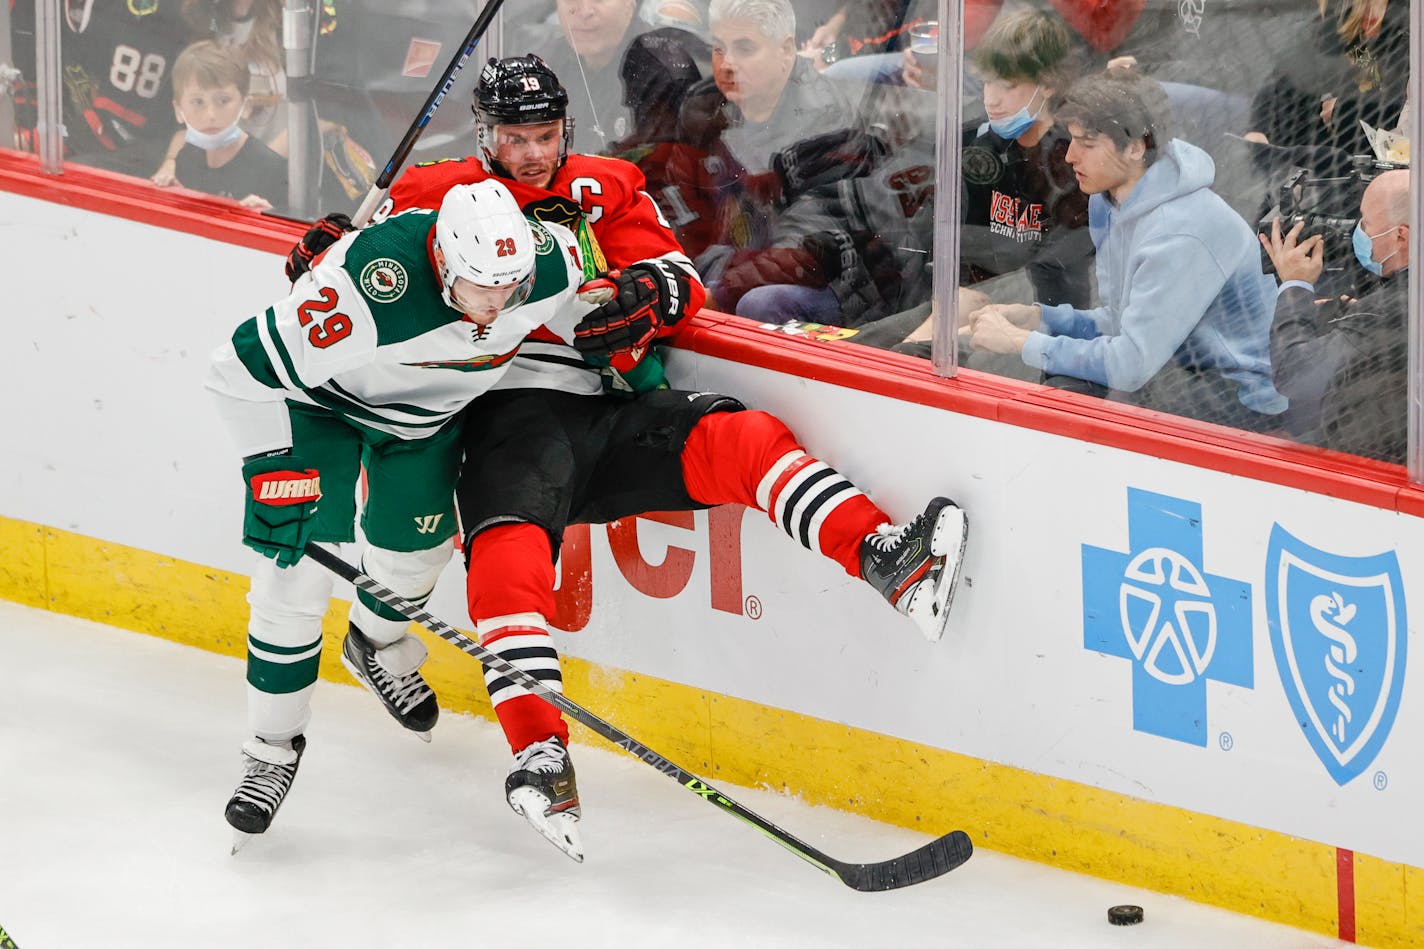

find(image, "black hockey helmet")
[472,55,573,177]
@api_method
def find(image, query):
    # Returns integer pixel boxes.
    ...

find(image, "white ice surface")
[0,600,1349,948]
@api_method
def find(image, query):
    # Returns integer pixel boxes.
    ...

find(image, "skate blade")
[508,787,584,863]
[915,506,969,643]
[340,654,434,743]
[230,830,253,855]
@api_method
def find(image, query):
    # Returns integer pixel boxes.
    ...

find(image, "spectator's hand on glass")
[1105,55,1139,70]
[1242,131,1271,144]
[239,194,275,212]
[1258,219,1324,285]
[150,158,179,187]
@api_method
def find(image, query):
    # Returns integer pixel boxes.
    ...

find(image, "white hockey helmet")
[433,179,537,313]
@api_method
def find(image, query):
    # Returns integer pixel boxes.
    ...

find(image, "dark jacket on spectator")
[961,122,1094,307]
[175,137,290,213]
[1270,271,1408,462]
[1250,0,1410,157]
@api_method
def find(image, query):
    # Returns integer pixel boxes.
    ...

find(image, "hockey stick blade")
[304,543,973,890]
[833,830,974,892]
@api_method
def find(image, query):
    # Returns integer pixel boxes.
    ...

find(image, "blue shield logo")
[1265,525,1407,785]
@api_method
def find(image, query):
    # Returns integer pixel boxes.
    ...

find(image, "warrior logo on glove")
[573,260,691,360]
[242,454,322,568]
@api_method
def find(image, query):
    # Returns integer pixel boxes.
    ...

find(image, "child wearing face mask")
[152,40,287,213]
[958,9,1094,313]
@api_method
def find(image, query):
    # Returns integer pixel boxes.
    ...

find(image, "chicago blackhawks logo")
[360,258,409,303]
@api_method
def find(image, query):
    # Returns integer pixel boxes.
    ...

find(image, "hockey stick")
[348,0,507,226]
[304,542,973,891]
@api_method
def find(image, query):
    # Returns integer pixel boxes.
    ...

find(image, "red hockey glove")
[284,212,354,283]
[242,454,321,568]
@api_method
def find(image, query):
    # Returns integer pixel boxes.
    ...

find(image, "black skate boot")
[341,623,439,740]
[225,734,306,853]
[505,736,583,862]
[860,497,968,642]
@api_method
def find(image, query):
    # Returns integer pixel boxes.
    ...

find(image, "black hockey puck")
[1108,904,1144,926]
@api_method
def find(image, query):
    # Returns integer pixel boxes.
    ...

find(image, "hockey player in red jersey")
[282,55,969,863]
[385,54,707,346]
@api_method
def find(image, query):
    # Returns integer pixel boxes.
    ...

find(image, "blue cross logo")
[1082,489,1254,746]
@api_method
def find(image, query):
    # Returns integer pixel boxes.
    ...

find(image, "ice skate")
[860,497,968,642]
[225,734,306,853]
[506,737,583,862]
[341,623,439,740]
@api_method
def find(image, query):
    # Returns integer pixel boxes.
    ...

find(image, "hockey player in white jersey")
[206,179,595,849]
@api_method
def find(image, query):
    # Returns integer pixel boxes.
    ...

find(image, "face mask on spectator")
[1353,221,1401,275]
[988,88,1046,139]
[181,117,245,151]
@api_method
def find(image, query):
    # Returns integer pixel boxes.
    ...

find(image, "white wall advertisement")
[3,191,1419,870]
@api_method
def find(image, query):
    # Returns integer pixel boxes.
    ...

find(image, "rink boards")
[0,158,1421,947]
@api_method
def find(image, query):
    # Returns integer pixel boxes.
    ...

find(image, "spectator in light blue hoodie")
[967,68,1288,433]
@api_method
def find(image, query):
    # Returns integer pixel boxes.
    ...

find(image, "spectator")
[181,0,285,143]
[668,0,854,301]
[968,69,1288,431]
[1248,0,1409,157]
[1261,168,1410,462]
[157,40,287,212]
[1048,0,1308,99]
[9,0,190,174]
[959,9,1092,307]
[534,0,709,152]
[734,8,1093,339]
[607,30,720,257]
[803,0,929,77]
[151,0,375,211]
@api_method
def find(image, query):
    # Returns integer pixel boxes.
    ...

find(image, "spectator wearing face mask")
[959,9,1093,309]
[727,9,1093,346]
[1261,168,1410,461]
[158,40,287,212]
[968,68,1287,432]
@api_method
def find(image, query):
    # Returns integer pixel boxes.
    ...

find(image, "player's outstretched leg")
[225,735,307,853]
[341,622,439,739]
[860,497,968,642]
[505,735,583,862]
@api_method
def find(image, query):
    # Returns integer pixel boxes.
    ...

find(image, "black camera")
[1257,156,1404,293]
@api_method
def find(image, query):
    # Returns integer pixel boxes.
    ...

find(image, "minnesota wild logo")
[530,221,555,254]
[360,258,408,303]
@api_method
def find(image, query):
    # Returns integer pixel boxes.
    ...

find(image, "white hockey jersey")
[206,209,594,457]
